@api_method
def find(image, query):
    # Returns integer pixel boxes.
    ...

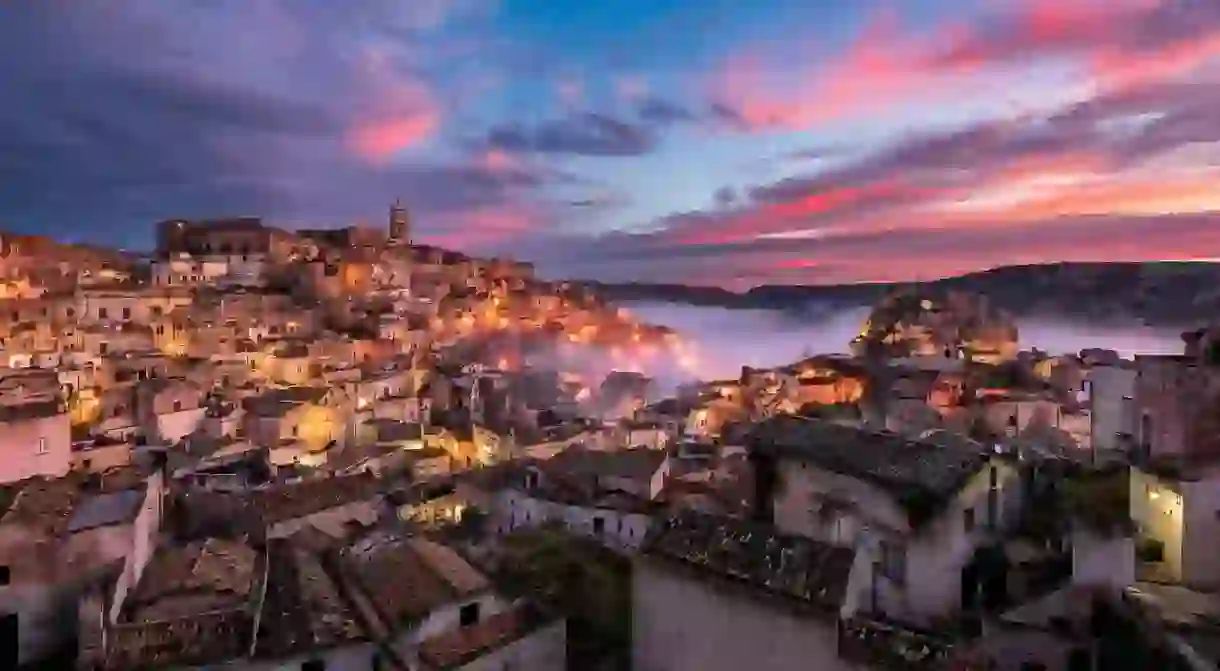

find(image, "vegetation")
[1019,465,1133,546]
[1062,470,1134,537]
[454,505,488,538]
[493,527,632,671]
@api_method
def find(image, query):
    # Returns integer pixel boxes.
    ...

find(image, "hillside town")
[0,206,1217,671]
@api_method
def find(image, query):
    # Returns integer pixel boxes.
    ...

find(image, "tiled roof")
[242,386,329,417]
[66,488,145,533]
[253,538,368,659]
[102,608,255,670]
[252,473,381,525]
[642,512,855,617]
[0,398,65,422]
[838,616,958,670]
[0,476,83,536]
[418,603,553,671]
[546,446,666,482]
[127,538,261,621]
[340,532,489,628]
[748,415,989,525]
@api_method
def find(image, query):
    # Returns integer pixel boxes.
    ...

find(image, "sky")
[5,0,1220,287]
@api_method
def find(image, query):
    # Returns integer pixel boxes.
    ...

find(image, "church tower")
[389,199,410,244]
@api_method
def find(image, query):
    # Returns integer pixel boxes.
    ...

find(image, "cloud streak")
[5,0,1220,284]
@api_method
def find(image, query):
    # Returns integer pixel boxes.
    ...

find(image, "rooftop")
[642,512,855,618]
[102,608,255,670]
[547,446,666,482]
[0,398,64,422]
[252,472,381,525]
[749,416,990,526]
[242,386,330,417]
[66,488,145,533]
[340,532,489,627]
[125,538,262,622]
[0,475,84,536]
[418,603,554,671]
[253,538,368,659]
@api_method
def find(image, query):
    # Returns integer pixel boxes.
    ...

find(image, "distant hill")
[581,262,1220,327]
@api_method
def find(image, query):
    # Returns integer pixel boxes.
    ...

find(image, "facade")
[1130,464,1220,588]
[751,416,1023,623]
[1087,362,1138,452]
[1133,354,1220,461]
[0,468,162,667]
[0,399,72,484]
[632,513,866,671]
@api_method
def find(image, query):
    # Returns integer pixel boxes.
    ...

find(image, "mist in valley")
[620,301,1189,383]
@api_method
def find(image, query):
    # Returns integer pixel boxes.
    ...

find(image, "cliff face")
[584,261,1220,326]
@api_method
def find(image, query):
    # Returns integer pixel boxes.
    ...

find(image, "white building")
[750,416,1024,624]
[633,512,956,671]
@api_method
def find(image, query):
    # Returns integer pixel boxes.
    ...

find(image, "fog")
[621,301,1188,381]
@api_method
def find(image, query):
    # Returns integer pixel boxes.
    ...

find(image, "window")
[121,307,131,320]
[0,566,8,585]
[459,602,480,627]
[593,517,605,535]
[98,342,107,355]
[36,438,47,455]
[301,660,326,671]
[878,540,907,585]
[963,507,976,532]
[172,400,183,412]
[66,307,74,318]
[98,307,108,319]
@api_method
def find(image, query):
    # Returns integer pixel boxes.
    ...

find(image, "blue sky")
[4,0,1220,285]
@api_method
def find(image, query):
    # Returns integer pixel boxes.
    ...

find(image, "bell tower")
[389,199,410,244]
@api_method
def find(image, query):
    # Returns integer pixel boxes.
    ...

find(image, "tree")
[456,506,488,538]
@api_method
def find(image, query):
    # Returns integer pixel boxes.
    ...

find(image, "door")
[960,560,979,612]
[0,612,17,670]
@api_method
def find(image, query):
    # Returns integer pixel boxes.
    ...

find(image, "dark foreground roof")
[641,512,855,619]
[748,416,990,526]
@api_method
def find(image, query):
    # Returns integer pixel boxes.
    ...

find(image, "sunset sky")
[4,0,1220,286]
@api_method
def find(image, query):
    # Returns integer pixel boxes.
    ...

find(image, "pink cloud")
[346,113,438,163]
[345,44,442,163]
[712,11,983,130]
[710,0,1220,132]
